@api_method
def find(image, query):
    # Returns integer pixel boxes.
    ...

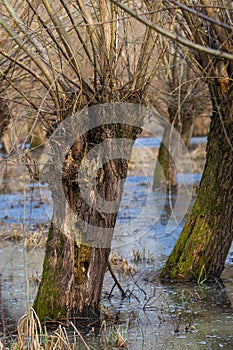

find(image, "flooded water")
[0,137,233,349]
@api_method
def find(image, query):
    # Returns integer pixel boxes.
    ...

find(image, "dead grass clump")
[109,253,135,276]
[131,248,155,264]
[8,308,89,350]
[100,320,128,348]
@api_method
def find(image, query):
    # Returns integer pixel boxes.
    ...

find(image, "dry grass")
[109,252,135,275]
[100,320,128,348]
[2,308,129,350]
[4,308,91,350]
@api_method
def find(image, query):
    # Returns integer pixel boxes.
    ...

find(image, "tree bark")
[152,130,178,189]
[34,104,142,321]
[0,96,11,149]
[160,79,233,282]
[152,111,193,190]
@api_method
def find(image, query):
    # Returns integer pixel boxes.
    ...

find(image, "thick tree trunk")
[160,81,233,282]
[33,225,111,320]
[34,104,142,321]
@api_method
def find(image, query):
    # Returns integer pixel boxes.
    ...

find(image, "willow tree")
[114,0,233,282]
[159,0,233,281]
[0,0,161,321]
[152,50,209,190]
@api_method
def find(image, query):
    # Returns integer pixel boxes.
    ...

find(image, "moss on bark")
[33,227,67,321]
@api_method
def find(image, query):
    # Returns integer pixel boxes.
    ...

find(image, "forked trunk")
[160,82,233,282]
[34,104,142,321]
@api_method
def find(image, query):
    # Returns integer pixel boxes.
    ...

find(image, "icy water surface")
[0,137,233,349]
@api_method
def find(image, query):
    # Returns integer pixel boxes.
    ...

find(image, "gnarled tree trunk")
[160,80,233,282]
[34,104,142,321]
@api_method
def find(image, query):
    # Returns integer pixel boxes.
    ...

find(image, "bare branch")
[110,0,233,61]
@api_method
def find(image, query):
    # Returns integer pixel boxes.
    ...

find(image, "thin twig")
[110,0,233,61]
[108,282,116,299]
[107,261,126,298]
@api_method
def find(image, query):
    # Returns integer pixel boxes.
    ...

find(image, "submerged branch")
[107,261,126,298]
